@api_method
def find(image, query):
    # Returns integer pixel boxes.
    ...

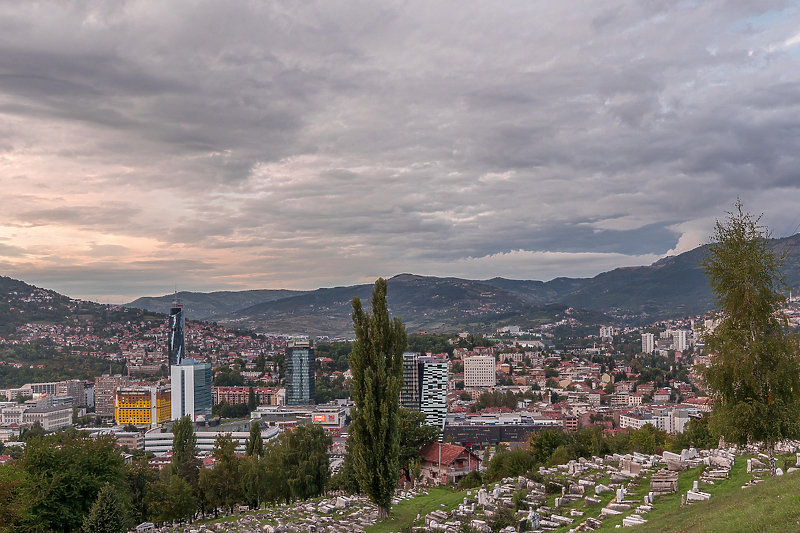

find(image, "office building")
[464,355,496,389]
[170,360,213,421]
[95,374,131,417]
[419,356,448,432]
[115,387,171,427]
[401,352,420,410]
[168,299,185,367]
[641,333,655,354]
[286,340,315,405]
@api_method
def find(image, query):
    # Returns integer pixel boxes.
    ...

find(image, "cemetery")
[147,444,800,533]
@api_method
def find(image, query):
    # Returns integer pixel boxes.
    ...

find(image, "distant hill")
[115,233,800,335]
[217,274,609,337]
[125,289,307,320]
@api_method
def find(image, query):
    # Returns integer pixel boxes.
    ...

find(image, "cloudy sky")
[1,1,800,302]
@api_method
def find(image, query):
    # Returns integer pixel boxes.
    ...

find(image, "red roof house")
[418,442,481,486]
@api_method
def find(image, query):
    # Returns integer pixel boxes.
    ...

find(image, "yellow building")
[115,387,171,427]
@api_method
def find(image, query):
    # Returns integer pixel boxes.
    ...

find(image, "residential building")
[641,333,655,354]
[114,387,171,427]
[212,386,281,406]
[653,389,672,403]
[170,360,213,421]
[463,355,496,389]
[57,379,87,406]
[418,442,481,485]
[95,374,131,418]
[672,330,690,352]
[285,340,315,405]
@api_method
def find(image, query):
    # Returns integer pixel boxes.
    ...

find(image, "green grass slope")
[592,457,800,533]
[625,470,800,533]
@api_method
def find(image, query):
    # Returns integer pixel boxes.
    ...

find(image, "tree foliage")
[20,433,126,533]
[171,416,201,488]
[700,201,800,475]
[398,407,440,481]
[82,484,125,533]
[348,278,407,518]
[246,421,264,458]
[199,433,242,514]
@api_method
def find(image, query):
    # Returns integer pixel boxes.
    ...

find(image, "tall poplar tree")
[246,420,264,458]
[701,201,800,476]
[348,278,406,518]
[172,416,201,489]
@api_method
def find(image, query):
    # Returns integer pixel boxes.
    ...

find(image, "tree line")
[0,417,331,532]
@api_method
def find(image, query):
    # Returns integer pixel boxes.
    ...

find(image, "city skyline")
[1,2,800,303]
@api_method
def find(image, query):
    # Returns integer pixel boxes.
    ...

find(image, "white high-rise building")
[171,359,213,422]
[464,355,496,389]
[641,333,655,354]
[672,330,690,352]
[419,356,448,432]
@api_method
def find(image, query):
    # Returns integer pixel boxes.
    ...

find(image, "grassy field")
[365,487,467,533]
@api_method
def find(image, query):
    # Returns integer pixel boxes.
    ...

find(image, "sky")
[2,1,800,303]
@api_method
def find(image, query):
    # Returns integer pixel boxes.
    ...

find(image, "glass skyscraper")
[168,299,185,367]
[401,352,420,410]
[400,352,448,435]
[286,339,315,405]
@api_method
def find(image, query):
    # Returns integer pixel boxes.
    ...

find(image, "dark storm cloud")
[1,0,799,300]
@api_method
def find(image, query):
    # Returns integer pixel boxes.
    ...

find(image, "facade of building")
[419,356,448,431]
[672,330,690,352]
[641,333,655,354]
[599,326,614,339]
[212,386,280,406]
[401,352,420,410]
[463,355,496,389]
[22,406,72,431]
[144,424,281,454]
[170,360,213,421]
[115,431,145,450]
[26,382,58,396]
[95,374,131,417]
[57,379,87,406]
[0,405,28,425]
[418,442,481,485]
[168,299,185,367]
[115,387,171,427]
[285,340,315,406]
